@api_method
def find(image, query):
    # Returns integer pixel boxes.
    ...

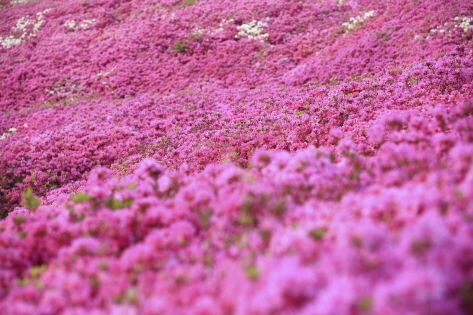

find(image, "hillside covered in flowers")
[1,0,473,314]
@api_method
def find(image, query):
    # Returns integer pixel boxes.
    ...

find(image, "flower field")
[1,0,473,313]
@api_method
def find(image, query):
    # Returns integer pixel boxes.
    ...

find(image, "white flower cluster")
[97,67,116,78]
[97,67,116,86]
[192,28,205,36]
[64,19,97,31]
[428,16,473,38]
[161,13,176,21]
[342,10,375,32]
[190,19,237,38]
[430,23,448,34]
[0,128,17,141]
[235,19,269,42]
[456,16,473,33]
[0,9,50,49]
[191,27,205,38]
[45,81,78,96]
[10,0,31,4]
[209,18,235,35]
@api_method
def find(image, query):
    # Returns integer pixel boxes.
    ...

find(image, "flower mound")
[1,0,473,314]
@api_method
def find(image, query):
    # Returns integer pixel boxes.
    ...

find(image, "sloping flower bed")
[1,0,473,314]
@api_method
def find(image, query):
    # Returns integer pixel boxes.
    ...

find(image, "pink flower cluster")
[1,0,472,110]
[2,127,473,313]
[1,0,473,314]
[2,49,472,215]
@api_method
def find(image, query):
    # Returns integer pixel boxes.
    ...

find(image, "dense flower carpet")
[1,0,473,314]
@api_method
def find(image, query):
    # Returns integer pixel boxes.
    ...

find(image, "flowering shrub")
[1,0,473,314]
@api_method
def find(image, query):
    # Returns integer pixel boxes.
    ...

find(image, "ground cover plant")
[1,0,473,314]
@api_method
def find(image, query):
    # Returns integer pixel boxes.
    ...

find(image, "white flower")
[235,19,269,42]
[10,0,31,4]
[429,16,473,38]
[64,18,96,31]
[0,127,18,141]
[192,28,205,37]
[211,18,234,34]
[457,17,473,33]
[64,20,77,30]
[80,19,97,29]
[0,9,49,49]
[97,67,116,78]
[342,10,375,32]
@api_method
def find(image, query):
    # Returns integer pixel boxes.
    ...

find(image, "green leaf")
[171,41,187,53]
[13,216,26,225]
[357,296,372,311]
[16,278,29,287]
[29,265,47,278]
[70,192,93,203]
[199,209,213,229]
[21,187,41,211]
[105,197,133,210]
[460,281,473,309]
[245,265,259,281]
[308,227,327,241]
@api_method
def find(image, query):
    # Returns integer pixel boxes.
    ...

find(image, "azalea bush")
[1,0,473,314]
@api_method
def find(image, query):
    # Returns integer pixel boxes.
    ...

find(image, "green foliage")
[21,187,41,211]
[388,67,403,75]
[435,52,445,60]
[239,212,254,226]
[105,196,133,210]
[410,239,431,255]
[16,278,29,287]
[245,265,260,281]
[460,281,473,310]
[329,76,339,84]
[376,32,391,40]
[70,191,133,211]
[199,209,213,229]
[124,288,138,304]
[70,192,93,203]
[172,41,187,53]
[357,296,373,311]
[16,265,47,290]
[88,275,100,288]
[272,198,286,214]
[239,195,255,226]
[308,227,327,241]
[182,0,195,6]
[29,265,47,277]
[13,216,26,225]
